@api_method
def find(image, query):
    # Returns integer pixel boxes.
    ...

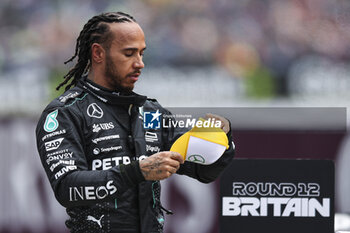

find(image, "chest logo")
[87,103,104,118]
[145,131,158,142]
[92,122,115,133]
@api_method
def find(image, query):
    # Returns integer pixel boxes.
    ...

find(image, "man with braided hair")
[36,12,235,233]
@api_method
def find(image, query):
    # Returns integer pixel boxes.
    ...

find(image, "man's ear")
[91,43,105,64]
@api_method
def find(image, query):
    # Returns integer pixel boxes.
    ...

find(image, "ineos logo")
[87,103,104,118]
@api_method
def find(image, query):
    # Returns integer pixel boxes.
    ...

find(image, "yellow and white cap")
[170,118,229,165]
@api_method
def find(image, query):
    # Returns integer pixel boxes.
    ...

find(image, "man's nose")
[133,56,144,69]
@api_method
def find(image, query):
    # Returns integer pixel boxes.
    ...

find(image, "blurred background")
[0,0,350,232]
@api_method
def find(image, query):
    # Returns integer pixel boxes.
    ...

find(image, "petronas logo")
[44,110,59,132]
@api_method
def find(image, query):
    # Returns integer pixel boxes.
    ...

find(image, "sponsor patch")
[92,135,120,144]
[46,149,69,157]
[42,129,66,141]
[146,145,160,153]
[93,148,100,155]
[59,91,79,103]
[69,180,117,201]
[44,110,59,132]
[54,165,77,179]
[50,160,75,172]
[87,103,104,118]
[45,138,64,151]
[46,152,73,165]
[92,156,131,170]
[92,122,114,133]
[93,146,122,155]
[145,132,158,143]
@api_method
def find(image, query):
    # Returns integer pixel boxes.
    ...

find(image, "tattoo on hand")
[140,157,163,179]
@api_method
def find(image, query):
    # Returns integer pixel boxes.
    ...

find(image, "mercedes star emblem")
[87,103,104,119]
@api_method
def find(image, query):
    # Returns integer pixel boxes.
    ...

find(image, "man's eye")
[125,52,133,57]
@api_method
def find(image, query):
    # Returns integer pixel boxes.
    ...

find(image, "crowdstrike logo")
[143,110,161,129]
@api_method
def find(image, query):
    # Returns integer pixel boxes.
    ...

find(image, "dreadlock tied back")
[56,12,136,91]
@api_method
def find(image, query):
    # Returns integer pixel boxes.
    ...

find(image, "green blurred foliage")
[245,66,276,99]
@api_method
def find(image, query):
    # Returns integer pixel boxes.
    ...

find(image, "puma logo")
[87,215,104,228]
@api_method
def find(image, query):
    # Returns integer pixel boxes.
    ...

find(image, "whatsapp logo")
[187,154,205,164]
[44,110,59,132]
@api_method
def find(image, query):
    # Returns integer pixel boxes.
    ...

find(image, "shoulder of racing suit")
[43,86,88,112]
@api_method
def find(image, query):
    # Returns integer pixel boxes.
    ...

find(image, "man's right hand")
[139,151,184,180]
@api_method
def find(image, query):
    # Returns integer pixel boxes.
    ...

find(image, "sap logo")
[45,138,64,151]
[92,122,114,133]
[143,110,161,129]
[69,180,117,201]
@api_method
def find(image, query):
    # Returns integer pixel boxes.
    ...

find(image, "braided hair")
[57,12,136,91]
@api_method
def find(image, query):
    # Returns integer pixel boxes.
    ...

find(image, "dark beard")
[104,53,133,95]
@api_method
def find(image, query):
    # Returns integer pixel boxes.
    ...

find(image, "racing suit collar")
[78,77,147,106]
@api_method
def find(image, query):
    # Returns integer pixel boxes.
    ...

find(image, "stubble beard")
[105,52,133,95]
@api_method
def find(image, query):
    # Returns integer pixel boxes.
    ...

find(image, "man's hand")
[139,151,184,180]
[205,113,230,134]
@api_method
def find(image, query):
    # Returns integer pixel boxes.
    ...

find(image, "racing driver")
[35,12,235,233]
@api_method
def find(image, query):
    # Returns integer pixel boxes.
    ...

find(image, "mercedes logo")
[187,154,205,164]
[87,103,104,119]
